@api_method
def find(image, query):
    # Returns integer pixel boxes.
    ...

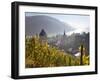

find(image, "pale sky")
[26,12,90,35]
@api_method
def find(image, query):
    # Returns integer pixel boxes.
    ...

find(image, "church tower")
[61,30,67,45]
[63,30,66,37]
[64,30,66,36]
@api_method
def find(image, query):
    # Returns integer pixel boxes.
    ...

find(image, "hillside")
[25,15,74,36]
[25,35,89,68]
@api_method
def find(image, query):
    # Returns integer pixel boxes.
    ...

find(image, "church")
[56,30,67,46]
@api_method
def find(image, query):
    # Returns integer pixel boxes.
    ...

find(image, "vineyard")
[25,35,89,68]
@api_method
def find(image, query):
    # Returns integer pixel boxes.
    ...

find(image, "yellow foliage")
[25,35,89,68]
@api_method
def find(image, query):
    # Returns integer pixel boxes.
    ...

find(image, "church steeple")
[63,30,67,38]
[63,30,66,36]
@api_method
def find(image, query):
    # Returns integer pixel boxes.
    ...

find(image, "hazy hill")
[25,15,74,36]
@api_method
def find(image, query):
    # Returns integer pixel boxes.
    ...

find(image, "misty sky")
[25,12,90,36]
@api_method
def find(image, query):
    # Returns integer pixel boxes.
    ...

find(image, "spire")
[64,30,66,36]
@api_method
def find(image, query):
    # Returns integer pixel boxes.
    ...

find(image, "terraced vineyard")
[25,36,89,68]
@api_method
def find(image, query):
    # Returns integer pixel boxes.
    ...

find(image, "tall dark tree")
[39,29,47,41]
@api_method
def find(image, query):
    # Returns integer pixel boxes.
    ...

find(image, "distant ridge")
[25,15,74,36]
